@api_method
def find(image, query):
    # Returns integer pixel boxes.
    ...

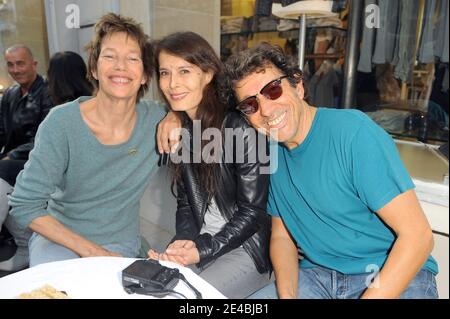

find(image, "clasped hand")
[147,240,200,266]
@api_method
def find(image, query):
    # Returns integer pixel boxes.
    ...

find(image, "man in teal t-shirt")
[222,43,438,299]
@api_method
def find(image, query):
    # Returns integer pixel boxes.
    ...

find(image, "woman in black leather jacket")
[148,32,272,298]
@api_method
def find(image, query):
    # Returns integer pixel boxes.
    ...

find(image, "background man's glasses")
[236,75,289,115]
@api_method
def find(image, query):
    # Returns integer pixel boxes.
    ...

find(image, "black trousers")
[0,160,26,186]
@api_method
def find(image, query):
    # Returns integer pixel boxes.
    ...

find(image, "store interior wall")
[0,0,221,100]
[150,0,221,100]
[0,0,49,91]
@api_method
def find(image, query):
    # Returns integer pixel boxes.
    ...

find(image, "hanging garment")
[443,65,449,92]
[277,19,300,31]
[274,0,305,7]
[307,62,340,107]
[418,0,437,63]
[306,27,318,54]
[372,0,400,64]
[434,0,449,63]
[357,0,377,73]
[332,0,347,13]
[258,16,279,31]
[393,0,419,82]
[255,0,273,16]
[255,0,301,16]
[430,63,449,115]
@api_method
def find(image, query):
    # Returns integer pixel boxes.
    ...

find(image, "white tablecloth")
[0,257,226,299]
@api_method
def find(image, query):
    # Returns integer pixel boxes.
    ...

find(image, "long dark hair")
[154,32,227,196]
[47,51,93,105]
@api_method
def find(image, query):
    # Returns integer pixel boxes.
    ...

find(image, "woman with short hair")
[9,13,174,266]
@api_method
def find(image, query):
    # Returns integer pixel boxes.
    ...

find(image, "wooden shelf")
[305,53,344,59]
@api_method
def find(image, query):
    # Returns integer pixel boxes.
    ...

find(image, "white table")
[0,257,226,299]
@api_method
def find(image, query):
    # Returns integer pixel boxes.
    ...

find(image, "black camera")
[122,259,180,297]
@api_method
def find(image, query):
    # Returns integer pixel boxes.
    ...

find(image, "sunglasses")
[236,75,290,115]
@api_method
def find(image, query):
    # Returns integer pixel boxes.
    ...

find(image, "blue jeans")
[189,245,272,299]
[28,232,140,266]
[249,265,438,299]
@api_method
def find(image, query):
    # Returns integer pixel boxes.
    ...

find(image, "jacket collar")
[26,74,45,96]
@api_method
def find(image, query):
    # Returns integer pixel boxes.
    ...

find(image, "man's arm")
[6,85,54,160]
[30,215,121,257]
[271,216,300,299]
[361,189,434,298]
[7,142,35,160]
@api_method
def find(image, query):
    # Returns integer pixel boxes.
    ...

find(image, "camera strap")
[124,284,178,298]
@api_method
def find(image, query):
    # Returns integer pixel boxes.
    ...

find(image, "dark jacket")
[0,75,53,160]
[172,112,272,274]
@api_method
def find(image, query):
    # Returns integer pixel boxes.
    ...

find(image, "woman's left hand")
[165,245,200,266]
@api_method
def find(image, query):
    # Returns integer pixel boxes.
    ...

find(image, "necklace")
[128,148,138,156]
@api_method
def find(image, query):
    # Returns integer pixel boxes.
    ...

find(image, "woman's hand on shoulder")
[157,111,182,154]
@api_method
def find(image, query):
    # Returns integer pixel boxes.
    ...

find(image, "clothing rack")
[298,14,307,69]
[356,0,448,110]
[341,0,362,109]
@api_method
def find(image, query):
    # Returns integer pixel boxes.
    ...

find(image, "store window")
[356,0,448,145]
[0,0,221,100]
[221,0,348,107]
[220,0,449,146]
[0,0,49,94]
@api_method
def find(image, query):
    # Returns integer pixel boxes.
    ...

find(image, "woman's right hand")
[147,241,197,266]
[102,250,122,258]
[84,244,122,258]
[29,216,123,258]
[157,111,182,154]
[147,248,187,266]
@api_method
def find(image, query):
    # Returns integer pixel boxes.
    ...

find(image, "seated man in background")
[220,43,438,299]
[0,45,53,271]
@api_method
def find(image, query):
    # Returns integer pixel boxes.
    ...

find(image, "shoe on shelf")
[0,226,13,243]
[0,246,29,271]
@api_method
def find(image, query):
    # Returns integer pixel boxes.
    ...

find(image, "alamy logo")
[65,4,80,29]
[167,121,279,175]
[365,4,380,29]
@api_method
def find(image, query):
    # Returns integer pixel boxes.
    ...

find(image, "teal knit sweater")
[9,96,166,248]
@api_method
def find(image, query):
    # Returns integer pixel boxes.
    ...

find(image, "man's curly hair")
[220,42,303,110]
